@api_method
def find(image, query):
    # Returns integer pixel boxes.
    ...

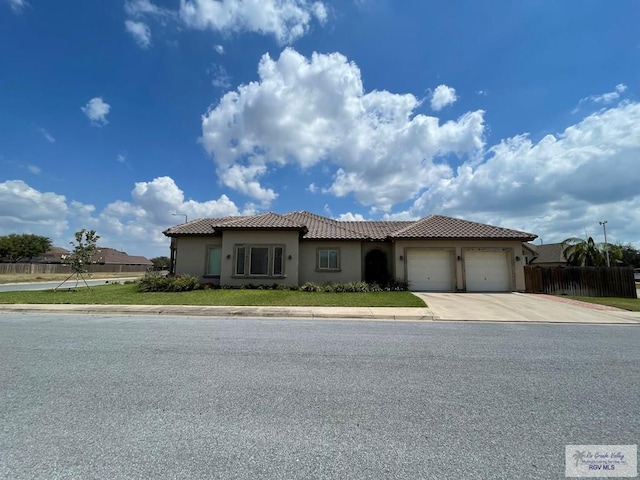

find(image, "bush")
[300,280,408,293]
[137,273,199,292]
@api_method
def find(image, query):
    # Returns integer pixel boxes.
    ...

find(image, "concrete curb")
[0,304,437,321]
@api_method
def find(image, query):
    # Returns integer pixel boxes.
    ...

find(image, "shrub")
[137,273,199,292]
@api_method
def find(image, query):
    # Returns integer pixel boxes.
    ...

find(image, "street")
[1,314,638,479]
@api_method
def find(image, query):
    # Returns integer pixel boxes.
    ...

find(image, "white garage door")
[464,250,511,292]
[406,249,454,291]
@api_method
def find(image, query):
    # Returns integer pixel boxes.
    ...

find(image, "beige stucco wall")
[173,236,222,283]
[393,239,528,291]
[299,241,362,284]
[220,230,300,287]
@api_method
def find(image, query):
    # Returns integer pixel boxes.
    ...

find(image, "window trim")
[316,247,341,271]
[233,244,286,278]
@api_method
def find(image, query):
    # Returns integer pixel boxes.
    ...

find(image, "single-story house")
[525,243,567,267]
[163,211,537,292]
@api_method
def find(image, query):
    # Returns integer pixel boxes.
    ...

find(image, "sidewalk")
[0,304,435,321]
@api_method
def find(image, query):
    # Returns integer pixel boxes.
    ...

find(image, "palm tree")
[561,236,622,266]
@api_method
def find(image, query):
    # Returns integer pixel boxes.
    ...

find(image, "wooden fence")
[0,263,150,275]
[524,266,637,298]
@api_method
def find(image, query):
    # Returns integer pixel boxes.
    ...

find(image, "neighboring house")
[29,247,71,264]
[163,211,537,292]
[91,248,153,269]
[33,247,152,269]
[526,243,567,267]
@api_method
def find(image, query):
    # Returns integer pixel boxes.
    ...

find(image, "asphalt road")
[1,315,638,480]
[0,278,135,292]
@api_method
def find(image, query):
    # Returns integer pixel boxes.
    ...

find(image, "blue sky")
[1,0,639,258]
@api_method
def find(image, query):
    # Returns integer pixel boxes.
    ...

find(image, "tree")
[561,236,622,267]
[150,256,171,270]
[615,243,640,267]
[62,229,100,274]
[0,233,52,262]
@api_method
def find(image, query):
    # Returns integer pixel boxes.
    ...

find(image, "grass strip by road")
[0,272,145,284]
[0,282,426,307]
[564,295,640,312]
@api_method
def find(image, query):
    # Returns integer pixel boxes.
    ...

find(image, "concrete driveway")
[414,292,640,324]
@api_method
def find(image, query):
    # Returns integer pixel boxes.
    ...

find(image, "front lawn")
[564,295,640,312]
[0,283,426,307]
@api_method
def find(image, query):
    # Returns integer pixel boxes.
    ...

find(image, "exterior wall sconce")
[457,255,462,261]
[288,255,292,260]
[226,254,231,259]
[399,255,404,261]
[515,256,521,261]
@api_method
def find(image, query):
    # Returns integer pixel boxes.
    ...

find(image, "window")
[318,248,340,270]
[206,246,221,276]
[234,245,285,277]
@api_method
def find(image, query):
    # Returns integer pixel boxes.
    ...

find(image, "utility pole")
[599,220,610,267]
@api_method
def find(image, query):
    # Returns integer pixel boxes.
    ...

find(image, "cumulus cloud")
[337,212,365,221]
[0,180,69,236]
[214,44,225,54]
[200,48,485,209]
[574,83,628,113]
[0,177,247,257]
[398,101,640,246]
[125,20,152,48]
[81,97,111,126]
[430,84,457,111]
[179,0,328,44]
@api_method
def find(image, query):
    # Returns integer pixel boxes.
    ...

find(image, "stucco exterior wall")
[298,241,362,284]
[393,239,528,291]
[173,236,222,283]
[220,230,300,287]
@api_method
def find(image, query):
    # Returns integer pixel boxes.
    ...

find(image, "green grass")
[564,295,640,312]
[0,282,426,307]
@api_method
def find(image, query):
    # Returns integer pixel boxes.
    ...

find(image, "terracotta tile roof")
[163,216,238,236]
[164,211,537,241]
[528,243,566,264]
[93,248,153,266]
[389,215,537,240]
[283,211,364,240]
[215,212,307,231]
[341,221,414,241]
[163,213,307,236]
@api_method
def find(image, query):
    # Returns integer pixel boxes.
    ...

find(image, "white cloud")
[0,180,69,236]
[400,101,640,246]
[81,97,111,126]
[430,84,457,111]
[337,212,365,221]
[200,48,484,209]
[214,44,225,54]
[179,0,328,44]
[38,128,55,143]
[125,20,152,49]
[209,63,232,89]
[4,0,27,13]
[27,165,40,174]
[574,84,628,113]
[125,0,170,17]
[0,177,246,257]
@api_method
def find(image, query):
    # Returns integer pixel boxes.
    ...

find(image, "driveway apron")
[413,292,640,324]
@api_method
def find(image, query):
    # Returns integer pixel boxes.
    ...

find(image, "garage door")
[464,250,511,292]
[406,249,454,291]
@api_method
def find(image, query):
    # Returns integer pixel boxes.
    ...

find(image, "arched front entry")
[364,248,389,284]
